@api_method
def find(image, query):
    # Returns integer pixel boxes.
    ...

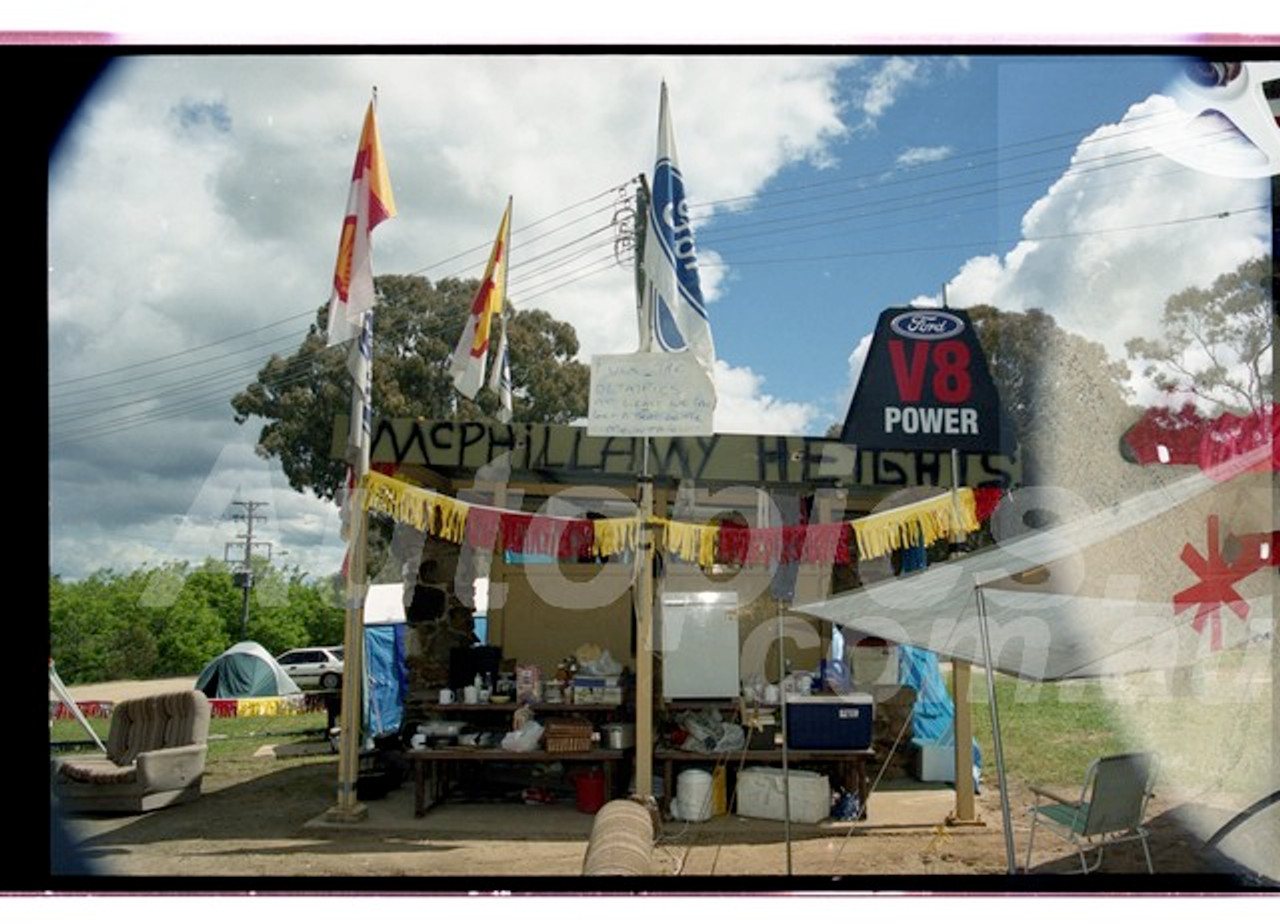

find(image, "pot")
[602,722,635,749]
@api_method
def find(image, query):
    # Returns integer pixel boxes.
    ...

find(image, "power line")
[48,114,1259,447]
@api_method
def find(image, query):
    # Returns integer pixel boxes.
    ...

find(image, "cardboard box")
[571,675,623,705]
[736,767,831,824]
[785,693,873,750]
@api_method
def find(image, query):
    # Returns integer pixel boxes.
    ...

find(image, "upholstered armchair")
[52,690,212,814]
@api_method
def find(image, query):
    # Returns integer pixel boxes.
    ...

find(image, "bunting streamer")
[661,517,719,567]
[464,506,503,551]
[360,470,982,569]
[852,489,979,560]
[592,516,644,559]
[718,523,852,566]
[501,513,596,559]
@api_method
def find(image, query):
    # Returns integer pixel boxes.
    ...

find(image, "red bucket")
[573,768,607,814]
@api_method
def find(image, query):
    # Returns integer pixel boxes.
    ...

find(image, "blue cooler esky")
[47,47,1274,583]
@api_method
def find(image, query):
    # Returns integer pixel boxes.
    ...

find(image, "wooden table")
[654,747,874,820]
[405,746,631,816]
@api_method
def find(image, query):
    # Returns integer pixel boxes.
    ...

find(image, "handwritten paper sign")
[588,353,715,437]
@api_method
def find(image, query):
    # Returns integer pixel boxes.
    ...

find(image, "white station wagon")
[275,646,344,690]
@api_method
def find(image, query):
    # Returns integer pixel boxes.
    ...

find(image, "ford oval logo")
[889,310,965,341]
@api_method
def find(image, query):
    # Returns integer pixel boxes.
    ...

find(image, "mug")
[463,685,479,704]
[438,688,454,705]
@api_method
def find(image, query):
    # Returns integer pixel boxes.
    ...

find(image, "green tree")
[50,561,344,684]
[1125,255,1273,414]
[230,274,591,502]
[50,571,119,682]
[967,305,1133,444]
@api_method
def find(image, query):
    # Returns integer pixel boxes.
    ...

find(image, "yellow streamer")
[659,518,718,568]
[852,488,977,560]
[593,516,643,558]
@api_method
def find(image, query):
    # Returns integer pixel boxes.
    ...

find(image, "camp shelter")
[332,419,1014,806]
[362,583,410,738]
[195,641,302,699]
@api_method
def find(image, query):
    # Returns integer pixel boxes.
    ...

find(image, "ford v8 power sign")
[840,307,1017,455]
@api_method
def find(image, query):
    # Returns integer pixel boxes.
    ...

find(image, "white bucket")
[673,769,714,822]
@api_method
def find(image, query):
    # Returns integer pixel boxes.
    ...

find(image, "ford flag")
[841,307,1017,454]
[639,82,716,379]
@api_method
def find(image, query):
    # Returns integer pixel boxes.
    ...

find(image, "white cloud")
[943,96,1271,401]
[712,362,820,435]
[896,145,952,167]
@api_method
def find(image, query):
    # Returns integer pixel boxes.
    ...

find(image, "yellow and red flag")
[326,100,397,347]
[450,197,512,400]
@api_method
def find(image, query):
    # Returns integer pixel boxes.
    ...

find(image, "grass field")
[51,710,331,765]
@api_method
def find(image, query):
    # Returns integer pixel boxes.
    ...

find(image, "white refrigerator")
[660,591,740,699]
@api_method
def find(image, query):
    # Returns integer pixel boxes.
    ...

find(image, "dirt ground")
[48,678,1276,892]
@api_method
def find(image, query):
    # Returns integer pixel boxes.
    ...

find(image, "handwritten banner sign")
[588,352,715,437]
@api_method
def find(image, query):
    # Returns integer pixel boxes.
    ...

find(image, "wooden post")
[326,480,369,823]
[949,660,978,824]
[634,474,655,799]
[947,448,980,825]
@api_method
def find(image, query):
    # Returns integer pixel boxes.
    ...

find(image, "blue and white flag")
[639,82,716,377]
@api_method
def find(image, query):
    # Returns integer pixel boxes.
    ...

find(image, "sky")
[46,48,1275,585]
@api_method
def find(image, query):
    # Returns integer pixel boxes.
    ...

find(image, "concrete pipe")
[581,798,657,876]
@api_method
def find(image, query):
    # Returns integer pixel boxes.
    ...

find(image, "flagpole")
[322,89,396,823]
[631,175,656,801]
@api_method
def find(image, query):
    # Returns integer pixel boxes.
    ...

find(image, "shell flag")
[451,197,512,400]
[326,100,397,346]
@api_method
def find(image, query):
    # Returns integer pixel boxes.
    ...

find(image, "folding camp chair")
[1024,752,1158,874]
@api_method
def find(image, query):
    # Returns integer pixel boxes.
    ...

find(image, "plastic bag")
[577,648,623,677]
[676,708,746,753]
[501,719,544,752]
[831,788,862,821]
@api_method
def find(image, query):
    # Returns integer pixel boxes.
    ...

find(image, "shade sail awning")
[797,459,1273,682]
[801,582,1268,681]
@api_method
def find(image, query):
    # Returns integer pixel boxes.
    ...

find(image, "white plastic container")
[915,742,956,782]
[736,767,831,824]
[851,643,899,685]
[671,769,714,822]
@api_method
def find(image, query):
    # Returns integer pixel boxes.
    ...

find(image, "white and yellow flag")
[451,197,512,400]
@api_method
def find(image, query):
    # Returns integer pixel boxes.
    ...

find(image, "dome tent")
[196,641,302,698]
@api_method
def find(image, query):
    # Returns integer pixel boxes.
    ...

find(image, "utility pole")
[225,500,272,640]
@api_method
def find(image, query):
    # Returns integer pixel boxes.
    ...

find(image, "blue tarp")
[898,644,982,782]
[364,624,408,738]
[899,541,981,789]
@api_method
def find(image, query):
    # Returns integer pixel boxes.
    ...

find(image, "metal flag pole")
[974,581,1016,872]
